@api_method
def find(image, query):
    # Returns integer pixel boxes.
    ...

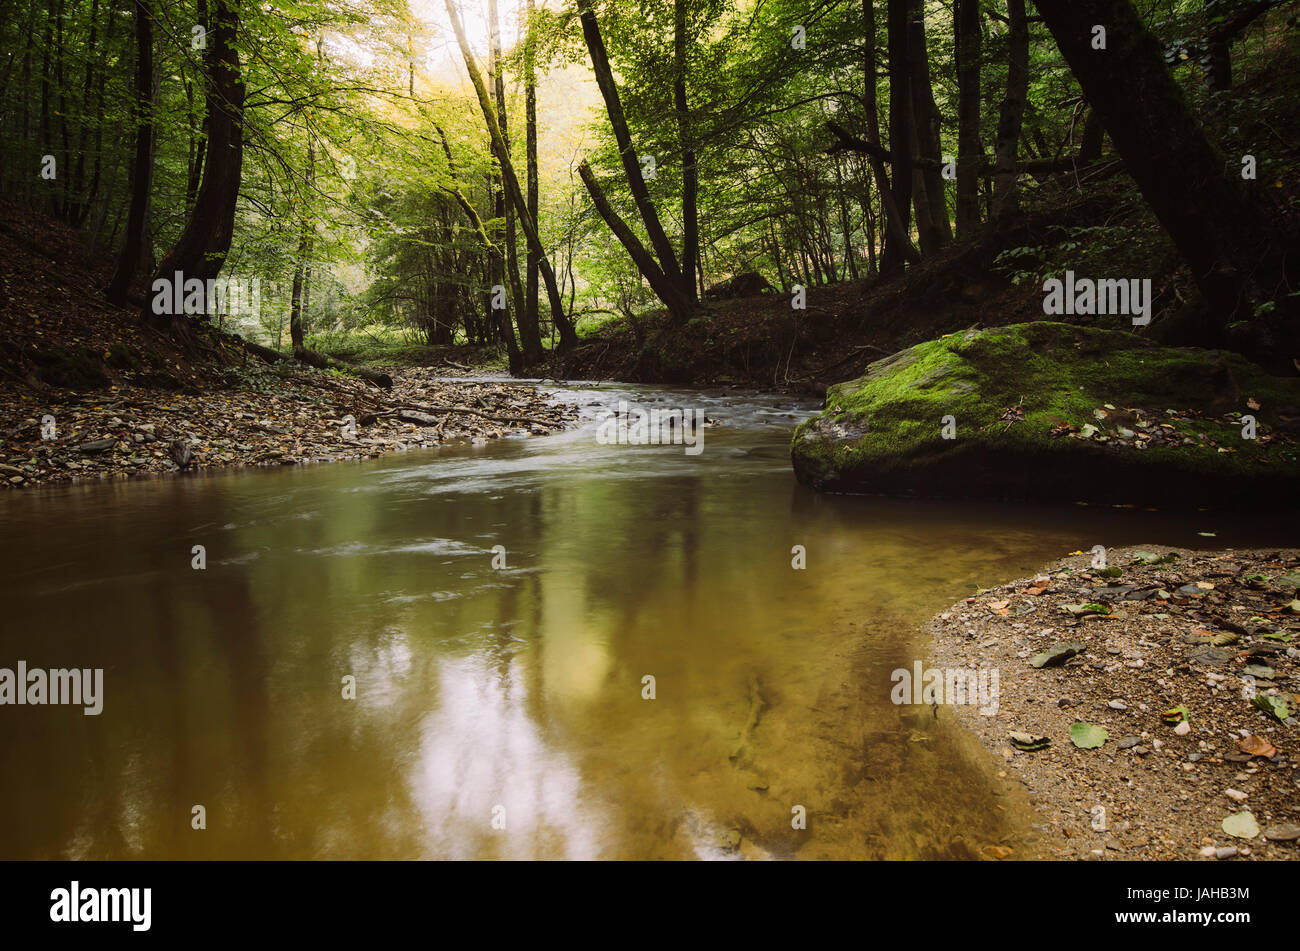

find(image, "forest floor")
[927,545,1300,860]
[0,202,579,490]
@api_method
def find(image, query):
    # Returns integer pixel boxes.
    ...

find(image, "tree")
[443,0,579,351]
[1033,0,1294,332]
[522,0,544,360]
[106,0,154,305]
[992,0,1028,222]
[574,0,694,321]
[146,0,245,337]
[953,0,982,237]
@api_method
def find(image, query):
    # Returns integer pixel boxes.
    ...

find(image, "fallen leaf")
[1238,735,1277,759]
[1222,811,1260,839]
[1069,722,1108,749]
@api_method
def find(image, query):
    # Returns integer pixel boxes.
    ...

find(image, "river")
[1,381,1294,859]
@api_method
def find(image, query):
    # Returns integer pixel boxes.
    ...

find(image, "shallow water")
[1,381,1295,859]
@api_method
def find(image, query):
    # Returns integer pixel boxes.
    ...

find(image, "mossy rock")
[790,322,1300,508]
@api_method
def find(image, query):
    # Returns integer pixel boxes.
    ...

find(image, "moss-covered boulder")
[791,322,1300,508]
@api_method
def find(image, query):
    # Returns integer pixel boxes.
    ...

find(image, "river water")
[1,381,1294,859]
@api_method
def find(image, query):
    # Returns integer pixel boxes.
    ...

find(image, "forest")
[0,0,1295,383]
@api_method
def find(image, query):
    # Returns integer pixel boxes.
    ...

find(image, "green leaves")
[1222,812,1260,839]
[1252,694,1291,721]
[1069,722,1108,749]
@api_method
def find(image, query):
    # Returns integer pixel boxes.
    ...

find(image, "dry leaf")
[1238,734,1277,759]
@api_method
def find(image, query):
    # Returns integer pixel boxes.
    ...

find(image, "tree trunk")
[882,0,915,270]
[522,0,543,361]
[1034,0,1294,333]
[675,0,700,303]
[106,0,154,306]
[575,0,692,319]
[443,0,578,351]
[863,0,918,272]
[908,0,950,251]
[185,0,209,211]
[578,162,693,319]
[992,0,1028,222]
[954,0,982,237]
[145,0,244,335]
[489,0,527,372]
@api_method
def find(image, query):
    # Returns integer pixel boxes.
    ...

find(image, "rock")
[77,438,117,453]
[1186,645,1232,666]
[1215,846,1239,860]
[169,439,194,469]
[1243,663,1276,679]
[1264,823,1300,842]
[1109,700,1128,710]
[1224,788,1249,802]
[1030,641,1087,668]
[1117,736,1141,750]
[1174,720,1192,736]
[790,322,1300,507]
[703,271,776,300]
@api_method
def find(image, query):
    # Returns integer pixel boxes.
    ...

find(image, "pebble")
[1264,824,1300,841]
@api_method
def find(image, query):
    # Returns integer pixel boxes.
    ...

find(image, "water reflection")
[0,382,1296,859]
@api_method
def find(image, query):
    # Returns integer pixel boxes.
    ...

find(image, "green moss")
[792,322,1300,507]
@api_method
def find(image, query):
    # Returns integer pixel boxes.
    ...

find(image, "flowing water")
[1,381,1295,860]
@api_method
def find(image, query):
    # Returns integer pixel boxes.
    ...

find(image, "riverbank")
[927,545,1300,860]
[0,365,579,489]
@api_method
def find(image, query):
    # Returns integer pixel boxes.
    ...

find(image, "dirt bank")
[926,545,1300,860]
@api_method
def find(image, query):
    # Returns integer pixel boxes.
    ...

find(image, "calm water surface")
[1,381,1294,859]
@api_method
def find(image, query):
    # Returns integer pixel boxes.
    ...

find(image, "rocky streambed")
[927,545,1300,860]
[0,363,579,488]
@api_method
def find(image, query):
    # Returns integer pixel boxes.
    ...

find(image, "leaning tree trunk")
[575,0,693,320]
[1033,0,1293,332]
[443,0,578,351]
[145,0,244,336]
[106,0,153,306]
